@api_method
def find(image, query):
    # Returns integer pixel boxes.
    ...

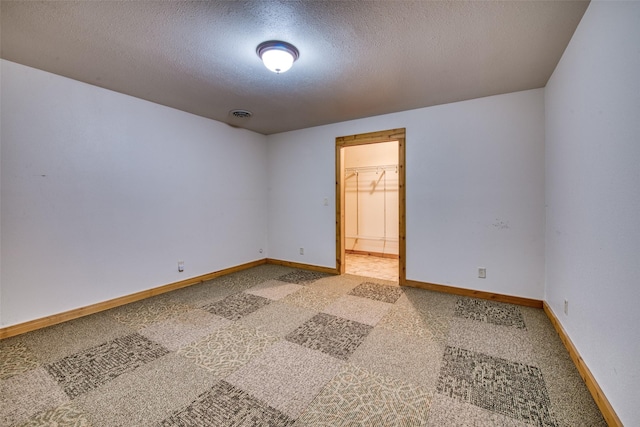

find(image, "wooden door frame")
[335,128,406,284]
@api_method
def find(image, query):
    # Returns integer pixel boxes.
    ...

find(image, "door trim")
[335,128,406,284]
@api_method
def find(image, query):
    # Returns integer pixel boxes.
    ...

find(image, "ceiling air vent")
[230,109,253,119]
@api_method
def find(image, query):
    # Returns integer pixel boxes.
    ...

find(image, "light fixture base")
[256,40,299,74]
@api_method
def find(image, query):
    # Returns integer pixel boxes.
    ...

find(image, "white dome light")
[257,41,299,74]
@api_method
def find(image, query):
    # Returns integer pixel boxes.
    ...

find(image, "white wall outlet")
[564,299,569,315]
[478,267,486,279]
[323,197,329,206]
[299,247,304,255]
[178,260,184,272]
[259,248,263,254]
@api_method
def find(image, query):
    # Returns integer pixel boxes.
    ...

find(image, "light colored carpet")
[0,264,606,426]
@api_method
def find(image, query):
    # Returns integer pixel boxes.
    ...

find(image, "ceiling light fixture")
[256,40,299,74]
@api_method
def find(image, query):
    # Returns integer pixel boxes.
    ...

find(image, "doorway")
[335,128,406,284]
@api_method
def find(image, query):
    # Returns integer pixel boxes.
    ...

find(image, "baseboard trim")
[266,258,339,275]
[0,259,267,340]
[403,279,543,308]
[345,249,399,259]
[543,302,622,426]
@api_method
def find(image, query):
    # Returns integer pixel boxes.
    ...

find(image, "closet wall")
[344,141,399,256]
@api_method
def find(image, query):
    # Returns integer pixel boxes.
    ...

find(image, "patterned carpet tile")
[277,270,332,285]
[1,367,69,427]
[1,266,607,427]
[110,298,191,329]
[202,292,272,321]
[436,346,556,426]
[0,341,39,380]
[160,381,295,427]
[377,305,450,343]
[178,323,278,376]
[139,309,232,351]
[295,364,431,426]
[245,280,304,301]
[280,287,343,312]
[45,333,169,398]
[454,298,526,329]
[322,294,393,326]
[285,313,372,361]
[226,341,344,418]
[348,281,404,303]
[17,403,91,427]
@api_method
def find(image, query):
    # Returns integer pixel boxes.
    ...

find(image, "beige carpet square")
[322,294,393,326]
[396,287,457,315]
[281,287,343,311]
[245,279,304,300]
[0,367,68,426]
[18,311,134,363]
[306,274,363,294]
[239,301,318,338]
[226,341,344,418]
[75,353,219,427]
[447,317,535,365]
[109,297,191,329]
[139,309,232,351]
[350,327,444,390]
[377,304,450,343]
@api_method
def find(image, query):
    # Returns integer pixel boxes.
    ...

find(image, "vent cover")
[230,109,253,119]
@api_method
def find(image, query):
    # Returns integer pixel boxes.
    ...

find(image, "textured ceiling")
[1,1,589,135]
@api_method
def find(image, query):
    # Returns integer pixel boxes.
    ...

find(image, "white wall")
[268,89,545,299]
[544,2,640,424]
[0,60,268,327]
[344,142,399,255]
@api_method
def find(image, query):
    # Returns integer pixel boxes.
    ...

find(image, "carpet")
[0,264,606,426]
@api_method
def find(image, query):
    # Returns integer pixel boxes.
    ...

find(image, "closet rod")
[346,235,400,242]
[344,164,398,174]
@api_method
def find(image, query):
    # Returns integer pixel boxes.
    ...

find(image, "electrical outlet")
[564,300,569,315]
[299,247,304,255]
[323,197,329,206]
[259,248,263,254]
[178,260,184,272]
[478,267,486,279]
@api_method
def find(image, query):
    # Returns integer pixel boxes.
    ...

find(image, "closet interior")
[343,141,399,281]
